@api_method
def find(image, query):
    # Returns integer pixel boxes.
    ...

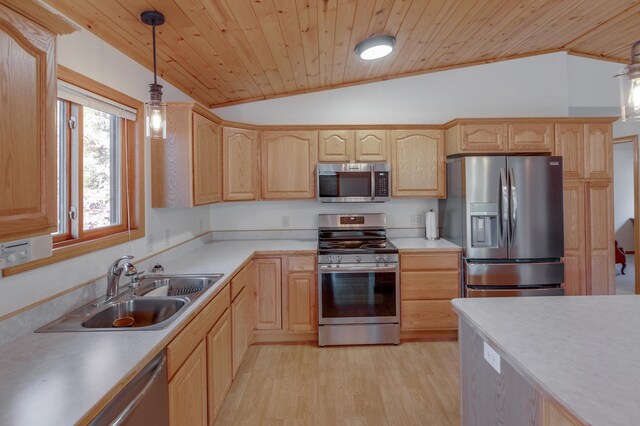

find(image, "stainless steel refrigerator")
[439,156,565,297]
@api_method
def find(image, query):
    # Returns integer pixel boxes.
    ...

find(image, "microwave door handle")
[371,168,375,201]
[509,167,517,246]
[499,168,508,247]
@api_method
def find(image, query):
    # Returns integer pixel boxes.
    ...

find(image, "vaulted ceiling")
[45,0,640,108]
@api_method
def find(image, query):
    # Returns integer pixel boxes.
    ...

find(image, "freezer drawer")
[466,286,565,297]
[465,260,564,287]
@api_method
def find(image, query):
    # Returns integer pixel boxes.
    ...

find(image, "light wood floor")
[215,341,460,425]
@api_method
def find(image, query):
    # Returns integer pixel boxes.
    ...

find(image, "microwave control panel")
[375,172,389,196]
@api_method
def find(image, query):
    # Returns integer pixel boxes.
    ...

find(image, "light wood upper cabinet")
[152,104,222,207]
[193,113,222,205]
[585,123,613,180]
[0,5,58,242]
[555,123,585,179]
[207,309,233,424]
[254,257,282,330]
[355,130,388,161]
[169,341,208,426]
[223,127,259,201]
[508,123,553,152]
[446,123,507,154]
[390,130,445,198]
[260,131,317,199]
[318,130,354,162]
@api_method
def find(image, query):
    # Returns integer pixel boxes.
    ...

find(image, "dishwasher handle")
[111,354,167,426]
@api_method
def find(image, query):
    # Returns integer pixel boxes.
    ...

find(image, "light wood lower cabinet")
[232,286,250,377]
[207,309,232,424]
[169,341,208,426]
[254,258,282,330]
[400,251,461,333]
[287,272,316,333]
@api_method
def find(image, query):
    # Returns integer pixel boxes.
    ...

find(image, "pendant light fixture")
[355,35,396,60]
[620,40,640,121]
[140,10,167,138]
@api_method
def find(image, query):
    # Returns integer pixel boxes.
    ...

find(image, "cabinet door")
[254,258,282,330]
[400,300,458,330]
[588,181,614,295]
[508,123,553,152]
[562,181,586,295]
[223,127,259,201]
[261,131,317,199]
[232,286,249,377]
[318,130,354,162]
[193,113,222,205]
[0,5,57,242]
[169,341,208,426]
[555,123,585,179]
[460,123,507,152]
[287,271,317,333]
[355,130,388,161]
[390,130,445,197]
[207,309,232,424]
[585,123,613,180]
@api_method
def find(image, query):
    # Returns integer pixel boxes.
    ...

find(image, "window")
[55,98,127,245]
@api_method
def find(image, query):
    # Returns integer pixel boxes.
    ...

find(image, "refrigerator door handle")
[499,168,509,247]
[509,167,518,246]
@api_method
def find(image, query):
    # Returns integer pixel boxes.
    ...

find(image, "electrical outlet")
[163,229,170,246]
[146,235,153,253]
[282,216,290,228]
[410,214,422,226]
[483,341,501,373]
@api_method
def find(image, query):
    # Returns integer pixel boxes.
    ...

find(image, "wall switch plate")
[410,214,422,226]
[483,341,501,373]
[282,216,290,228]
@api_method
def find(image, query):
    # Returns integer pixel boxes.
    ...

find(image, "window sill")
[1,228,144,277]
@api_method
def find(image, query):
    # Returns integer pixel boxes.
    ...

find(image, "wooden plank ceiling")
[44,0,640,108]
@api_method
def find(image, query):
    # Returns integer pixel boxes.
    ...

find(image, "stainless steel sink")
[36,273,224,333]
[82,298,187,329]
[134,274,223,299]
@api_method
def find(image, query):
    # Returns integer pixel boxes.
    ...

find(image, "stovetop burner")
[317,238,398,254]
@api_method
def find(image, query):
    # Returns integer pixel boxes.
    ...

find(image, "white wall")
[0,26,211,318]
[613,142,635,249]
[211,199,438,231]
[212,53,570,125]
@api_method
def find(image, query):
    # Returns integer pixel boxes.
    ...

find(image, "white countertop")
[391,237,461,251]
[0,239,315,426]
[452,296,640,426]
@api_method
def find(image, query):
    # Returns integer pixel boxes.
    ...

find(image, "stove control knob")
[328,255,334,263]
[382,255,389,262]
[374,255,381,262]
[355,256,361,263]
[336,256,342,263]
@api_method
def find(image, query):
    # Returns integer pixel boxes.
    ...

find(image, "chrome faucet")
[105,255,138,303]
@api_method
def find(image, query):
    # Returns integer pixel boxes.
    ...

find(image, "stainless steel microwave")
[316,163,391,203]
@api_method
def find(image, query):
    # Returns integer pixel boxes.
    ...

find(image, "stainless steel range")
[317,213,400,346]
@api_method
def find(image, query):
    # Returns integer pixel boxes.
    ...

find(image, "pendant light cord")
[152,23,158,85]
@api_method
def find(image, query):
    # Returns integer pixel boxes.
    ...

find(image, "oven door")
[318,263,399,325]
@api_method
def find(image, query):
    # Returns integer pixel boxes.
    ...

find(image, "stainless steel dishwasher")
[89,351,169,426]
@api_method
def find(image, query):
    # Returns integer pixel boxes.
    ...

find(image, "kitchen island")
[452,296,640,426]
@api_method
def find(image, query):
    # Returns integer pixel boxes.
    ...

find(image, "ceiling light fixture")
[355,35,396,61]
[141,10,167,138]
[620,40,640,121]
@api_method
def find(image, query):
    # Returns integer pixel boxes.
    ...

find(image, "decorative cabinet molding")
[152,104,222,207]
[508,123,553,152]
[391,130,445,198]
[355,130,388,161]
[318,130,354,162]
[260,131,317,199]
[0,4,58,242]
[445,123,507,154]
[223,127,259,201]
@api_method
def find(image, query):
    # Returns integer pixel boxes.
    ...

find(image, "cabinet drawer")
[400,252,459,271]
[401,271,460,300]
[288,255,315,272]
[401,300,458,330]
[167,284,230,378]
[231,264,252,301]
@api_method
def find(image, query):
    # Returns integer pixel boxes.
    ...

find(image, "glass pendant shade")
[145,101,167,139]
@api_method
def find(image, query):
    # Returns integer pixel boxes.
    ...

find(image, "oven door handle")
[319,264,398,272]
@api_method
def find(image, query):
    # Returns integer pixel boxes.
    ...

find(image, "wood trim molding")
[613,135,639,295]
[0,0,78,34]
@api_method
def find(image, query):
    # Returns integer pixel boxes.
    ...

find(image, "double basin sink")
[37,274,224,332]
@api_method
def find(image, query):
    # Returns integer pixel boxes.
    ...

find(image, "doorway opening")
[613,135,639,294]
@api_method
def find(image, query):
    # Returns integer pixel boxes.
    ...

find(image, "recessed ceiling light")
[355,35,396,60]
